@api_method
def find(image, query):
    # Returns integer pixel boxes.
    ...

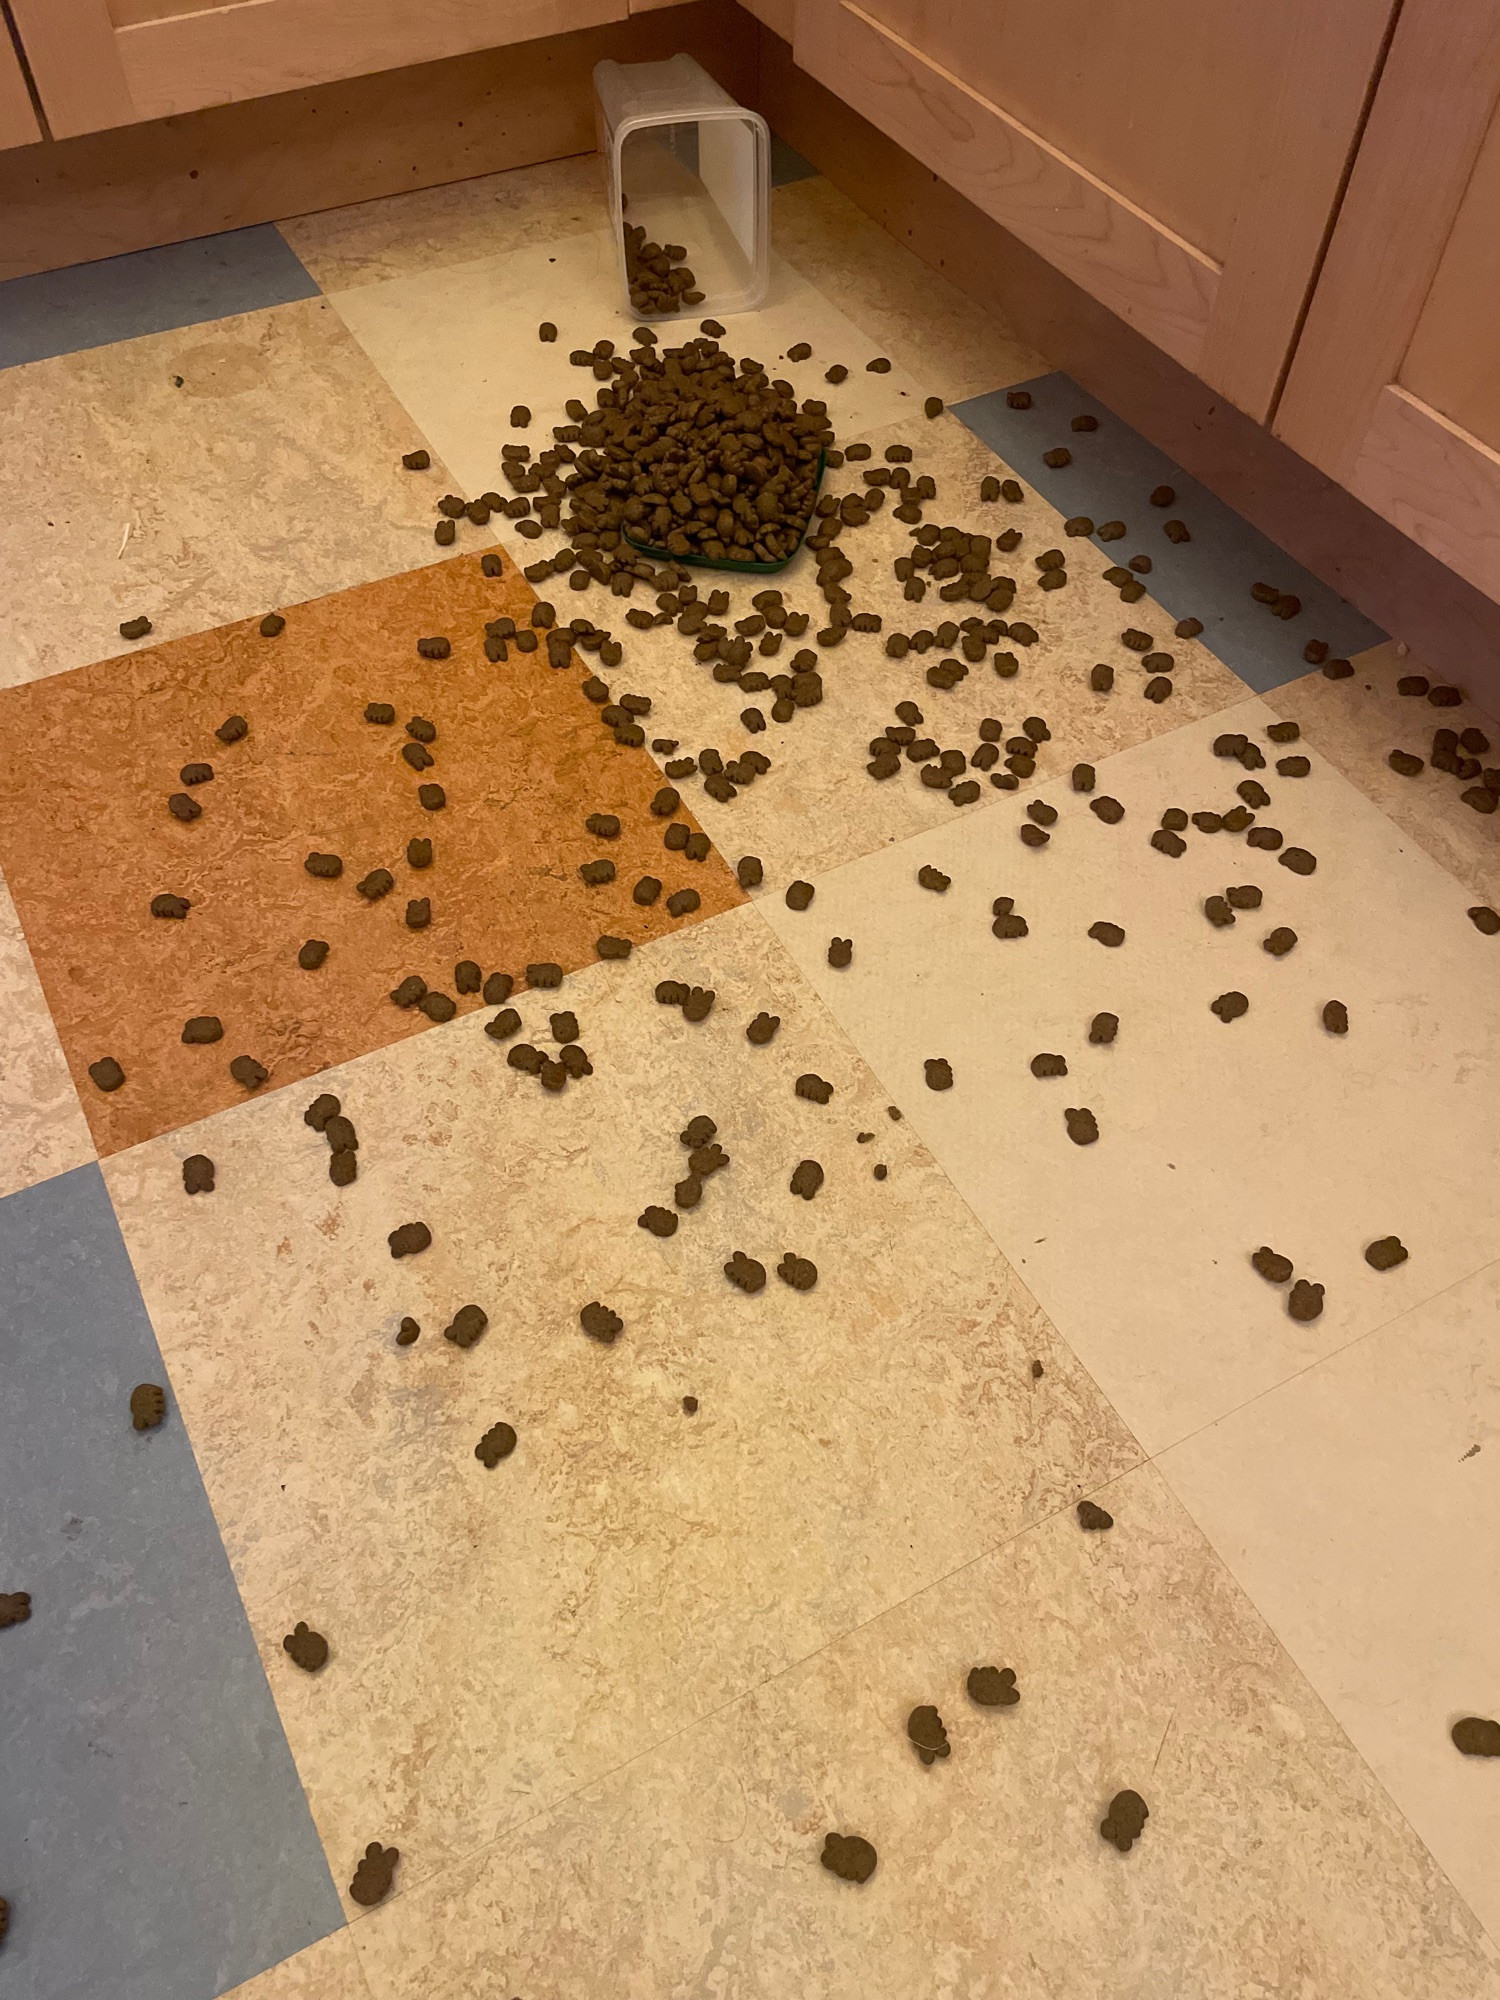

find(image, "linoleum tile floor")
[1,154,1498,2000]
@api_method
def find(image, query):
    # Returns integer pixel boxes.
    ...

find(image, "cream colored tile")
[1161,1259,1500,1943]
[349,1462,1500,2000]
[0,297,486,687]
[0,867,93,1199]
[103,902,1138,1899]
[279,153,609,292]
[771,174,1049,402]
[759,695,1500,1454]
[428,407,1242,884]
[327,228,931,505]
[221,1926,371,2000]
[1288,641,1500,907]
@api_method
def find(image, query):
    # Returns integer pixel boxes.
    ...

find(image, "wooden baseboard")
[0,0,755,281]
[749,27,1500,710]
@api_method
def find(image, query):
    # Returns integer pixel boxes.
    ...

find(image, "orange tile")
[0,552,742,1153]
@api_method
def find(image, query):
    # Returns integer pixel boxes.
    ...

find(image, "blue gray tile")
[955,372,1386,693]
[0,227,321,370]
[0,1164,343,2000]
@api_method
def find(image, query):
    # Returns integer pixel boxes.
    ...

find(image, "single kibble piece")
[747,1012,780,1045]
[1452,1718,1500,1757]
[475,1423,517,1468]
[666,888,701,918]
[1205,895,1235,929]
[633,876,662,906]
[282,1622,329,1673]
[1088,921,1125,948]
[1252,1246,1295,1285]
[120,615,152,640]
[1101,1791,1148,1853]
[182,1016,223,1045]
[129,1383,167,1431]
[639,1205,678,1238]
[1211,991,1250,1023]
[362,701,392,726]
[405,898,431,931]
[785,880,815,911]
[304,1092,340,1131]
[167,793,201,822]
[597,935,632,960]
[485,1008,522,1043]
[305,852,343,879]
[1323,999,1349,1034]
[1030,1053,1067,1079]
[1078,1499,1113,1531]
[1279,846,1317,876]
[1020,824,1049,849]
[347,1843,399,1908]
[1469,905,1500,935]
[1263,926,1298,956]
[356,868,394,902]
[396,1318,421,1347]
[0,1591,31,1628]
[682,1396,698,1415]
[418,784,446,811]
[1065,1106,1099,1145]
[510,404,531,428]
[725,1250,767,1294]
[1043,447,1072,468]
[482,971,513,1006]
[821,1832,877,1884]
[388,1221,432,1259]
[298,939,329,971]
[736,854,763,890]
[925,1057,954,1091]
[580,1301,623,1345]
[827,937,853,969]
[1091,796,1125,825]
[790,1159,825,1201]
[526,962,563,988]
[150,893,191,919]
[968,1664,1020,1708]
[1365,1235,1408,1272]
[796,1072,834,1103]
[443,1304,489,1350]
[89,1055,126,1094]
[329,1150,357,1187]
[390,975,427,1009]
[1088,1012,1119,1046]
[907,1704,950,1764]
[777,1252,818,1291]
[1288,1278,1324,1322]
[182,1154,214,1195]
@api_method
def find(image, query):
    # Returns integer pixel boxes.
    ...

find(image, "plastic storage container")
[593,54,770,324]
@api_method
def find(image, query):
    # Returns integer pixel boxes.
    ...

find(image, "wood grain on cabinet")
[793,0,1396,421]
[1277,0,1500,602]
[0,18,42,148]
[9,0,628,137]
[752,20,1500,707]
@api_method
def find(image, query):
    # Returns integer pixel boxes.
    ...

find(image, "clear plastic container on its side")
[593,54,770,323]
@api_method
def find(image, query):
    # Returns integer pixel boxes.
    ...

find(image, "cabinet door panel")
[0,21,42,148]
[1276,0,1500,603]
[793,0,1396,420]
[10,0,627,137]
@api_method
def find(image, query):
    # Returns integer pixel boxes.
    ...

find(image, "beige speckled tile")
[221,1927,371,2000]
[770,174,1049,402]
[1286,641,1500,907]
[491,411,1246,882]
[347,1461,1500,2000]
[328,228,932,505]
[1162,1257,1500,1944]
[279,153,608,292]
[103,900,1139,1903]
[0,296,484,688]
[759,695,1500,1455]
[0,867,93,1200]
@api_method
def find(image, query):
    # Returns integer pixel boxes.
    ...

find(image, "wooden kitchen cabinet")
[792,0,1398,423]
[7,0,628,140]
[1276,0,1500,605]
[0,20,42,149]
